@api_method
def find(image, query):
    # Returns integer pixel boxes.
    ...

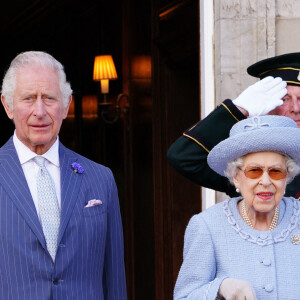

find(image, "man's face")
[269,85,300,128]
[1,65,71,154]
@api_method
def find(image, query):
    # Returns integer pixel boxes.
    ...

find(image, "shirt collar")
[13,131,60,167]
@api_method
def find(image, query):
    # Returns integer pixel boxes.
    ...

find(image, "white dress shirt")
[13,132,61,220]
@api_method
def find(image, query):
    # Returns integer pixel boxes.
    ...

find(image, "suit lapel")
[0,138,46,248]
[58,143,83,244]
[0,139,84,250]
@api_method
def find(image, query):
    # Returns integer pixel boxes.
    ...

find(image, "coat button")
[259,232,269,239]
[264,284,273,292]
[262,258,271,266]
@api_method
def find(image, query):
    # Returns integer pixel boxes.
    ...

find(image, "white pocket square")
[85,199,103,208]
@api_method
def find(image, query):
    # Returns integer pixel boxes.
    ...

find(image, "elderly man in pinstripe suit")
[0,51,127,299]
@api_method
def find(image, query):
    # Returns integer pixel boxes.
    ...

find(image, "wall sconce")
[93,55,118,103]
[93,54,129,124]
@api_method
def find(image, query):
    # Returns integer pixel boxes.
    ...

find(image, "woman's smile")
[256,192,274,201]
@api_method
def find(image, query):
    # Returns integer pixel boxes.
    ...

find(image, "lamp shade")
[93,55,118,81]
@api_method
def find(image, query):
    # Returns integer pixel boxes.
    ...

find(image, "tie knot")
[33,156,46,168]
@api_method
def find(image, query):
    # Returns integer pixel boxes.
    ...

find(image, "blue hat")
[207,115,300,176]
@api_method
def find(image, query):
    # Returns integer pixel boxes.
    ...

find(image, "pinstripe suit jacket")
[0,137,127,300]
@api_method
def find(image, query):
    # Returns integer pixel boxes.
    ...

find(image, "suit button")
[53,278,63,285]
[59,244,66,248]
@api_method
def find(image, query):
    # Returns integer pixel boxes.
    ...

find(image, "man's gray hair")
[1,51,73,108]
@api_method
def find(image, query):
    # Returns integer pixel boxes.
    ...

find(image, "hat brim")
[207,127,300,177]
[247,52,300,77]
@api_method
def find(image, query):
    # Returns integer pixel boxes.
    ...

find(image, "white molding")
[200,0,216,210]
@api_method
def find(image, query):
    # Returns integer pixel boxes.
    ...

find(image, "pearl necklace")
[241,200,279,231]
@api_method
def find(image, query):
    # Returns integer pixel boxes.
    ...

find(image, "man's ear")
[62,95,72,119]
[1,96,14,119]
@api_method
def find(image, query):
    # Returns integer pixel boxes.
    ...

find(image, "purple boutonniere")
[72,162,84,174]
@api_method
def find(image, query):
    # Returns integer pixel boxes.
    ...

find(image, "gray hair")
[1,51,72,108]
[224,154,300,185]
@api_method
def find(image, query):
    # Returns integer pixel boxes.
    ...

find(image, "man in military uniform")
[167,52,300,198]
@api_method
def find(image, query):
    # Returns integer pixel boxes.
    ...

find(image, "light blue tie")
[34,156,60,262]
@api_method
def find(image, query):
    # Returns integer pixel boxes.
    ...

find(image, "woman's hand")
[218,278,257,300]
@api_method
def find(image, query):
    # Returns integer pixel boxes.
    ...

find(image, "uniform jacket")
[0,137,127,300]
[174,197,300,300]
[167,99,300,198]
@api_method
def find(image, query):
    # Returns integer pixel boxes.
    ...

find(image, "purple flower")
[72,162,84,174]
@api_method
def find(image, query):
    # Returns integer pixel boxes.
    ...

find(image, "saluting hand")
[233,76,287,117]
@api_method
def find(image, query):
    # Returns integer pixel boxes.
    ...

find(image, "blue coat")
[174,196,300,300]
[0,137,127,299]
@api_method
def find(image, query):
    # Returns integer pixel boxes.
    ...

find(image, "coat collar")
[57,143,83,244]
[0,137,46,248]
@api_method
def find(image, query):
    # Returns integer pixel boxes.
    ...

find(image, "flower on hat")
[244,116,269,131]
[72,162,84,174]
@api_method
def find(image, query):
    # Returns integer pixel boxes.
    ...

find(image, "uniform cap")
[247,52,300,86]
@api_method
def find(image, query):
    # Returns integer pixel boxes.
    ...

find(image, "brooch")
[71,162,84,174]
[291,233,300,245]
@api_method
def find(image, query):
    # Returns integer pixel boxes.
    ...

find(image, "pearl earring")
[236,188,240,193]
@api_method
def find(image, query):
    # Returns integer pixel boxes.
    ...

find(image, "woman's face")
[233,151,287,217]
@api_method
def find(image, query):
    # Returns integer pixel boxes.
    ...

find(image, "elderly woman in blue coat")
[174,115,300,300]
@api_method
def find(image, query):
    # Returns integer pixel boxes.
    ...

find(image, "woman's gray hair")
[224,157,244,184]
[1,51,72,109]
[224,154,300,185]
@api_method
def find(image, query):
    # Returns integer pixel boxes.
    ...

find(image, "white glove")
[232,76,287,117]
[218,278,257,300]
